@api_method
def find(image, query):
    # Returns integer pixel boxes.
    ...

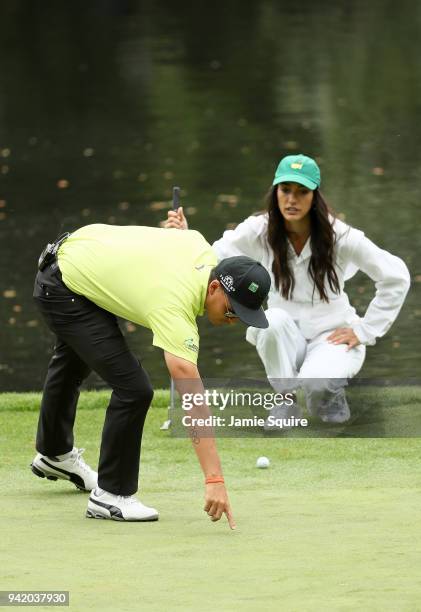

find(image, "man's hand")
[162,206,188,230]
[327,327,361,351]
[164,351,235,530]
[204,482,236,529]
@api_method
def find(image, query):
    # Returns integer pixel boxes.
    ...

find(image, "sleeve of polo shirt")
[212,214,267,262]
[148,308,200,364]
[339,229,411,346]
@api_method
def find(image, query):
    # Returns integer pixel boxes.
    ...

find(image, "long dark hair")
[266,186,340,302]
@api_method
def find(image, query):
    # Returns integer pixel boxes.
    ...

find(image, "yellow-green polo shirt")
[57,224,217,364]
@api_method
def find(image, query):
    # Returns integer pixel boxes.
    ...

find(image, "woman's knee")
[299,343,366,381]
[266,308,295,329]
[247,309,295,346]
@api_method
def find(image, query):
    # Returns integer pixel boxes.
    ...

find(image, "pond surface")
[0,1,420,392]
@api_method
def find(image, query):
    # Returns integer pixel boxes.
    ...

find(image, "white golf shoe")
[86,488,159,522]
[31,447,98,491]
[318,390,351,424]
[264,402,303,431]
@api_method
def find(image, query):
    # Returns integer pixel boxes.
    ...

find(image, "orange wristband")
[205,476,225,485]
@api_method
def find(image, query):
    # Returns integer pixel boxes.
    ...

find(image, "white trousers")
[246,308,366,410]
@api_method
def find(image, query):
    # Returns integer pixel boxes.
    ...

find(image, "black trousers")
[33,262,153,496]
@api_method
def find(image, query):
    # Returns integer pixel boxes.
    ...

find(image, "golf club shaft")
[169,186,180,414]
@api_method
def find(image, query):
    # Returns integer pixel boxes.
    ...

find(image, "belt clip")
[37,232,71,272]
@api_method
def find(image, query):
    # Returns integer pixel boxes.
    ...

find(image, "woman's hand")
[327,328,361,350]
[204,483,236,529]
[162,206,188,230]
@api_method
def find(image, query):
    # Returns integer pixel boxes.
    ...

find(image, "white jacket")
[212,214,410,345]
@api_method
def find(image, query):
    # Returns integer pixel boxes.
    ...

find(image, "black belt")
[38,232,71,272]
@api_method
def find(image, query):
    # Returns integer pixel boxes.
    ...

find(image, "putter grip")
[172,186,180,211]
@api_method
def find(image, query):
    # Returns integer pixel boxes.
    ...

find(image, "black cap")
[214,256,270,328]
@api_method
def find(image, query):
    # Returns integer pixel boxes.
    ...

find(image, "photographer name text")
[182,415,308,429]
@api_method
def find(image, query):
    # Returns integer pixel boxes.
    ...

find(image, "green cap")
[272,154,321,190]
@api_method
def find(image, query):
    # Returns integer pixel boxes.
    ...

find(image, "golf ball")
[256,456,270,469]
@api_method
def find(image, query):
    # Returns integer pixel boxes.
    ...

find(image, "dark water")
[0,0,420,392]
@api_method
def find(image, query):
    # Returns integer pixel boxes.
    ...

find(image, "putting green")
[1,391,421,611]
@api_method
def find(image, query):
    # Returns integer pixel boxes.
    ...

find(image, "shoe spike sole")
[86,510,107,519]
[31,464,58,481]
[85,509,158,522]
[31,463,88,491]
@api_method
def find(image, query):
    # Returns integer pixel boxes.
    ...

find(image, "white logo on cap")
[220,274,235,292]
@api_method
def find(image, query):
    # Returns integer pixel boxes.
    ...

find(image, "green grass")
[1,390,421,611]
